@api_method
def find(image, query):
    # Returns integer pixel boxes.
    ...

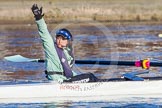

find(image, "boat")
[0,75,162,103]
[1,55,162,103]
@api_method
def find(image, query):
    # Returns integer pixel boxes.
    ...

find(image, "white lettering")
[72,78,90,83]
[61,58,66,63]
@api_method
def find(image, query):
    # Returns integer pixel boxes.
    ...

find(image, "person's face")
[56,36,68,48]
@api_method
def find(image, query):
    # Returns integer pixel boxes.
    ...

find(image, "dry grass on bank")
[0,0,162,23]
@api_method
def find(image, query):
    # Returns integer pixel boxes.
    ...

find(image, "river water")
[0,21,162,107]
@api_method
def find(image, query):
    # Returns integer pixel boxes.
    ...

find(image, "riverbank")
[0,0,162,24]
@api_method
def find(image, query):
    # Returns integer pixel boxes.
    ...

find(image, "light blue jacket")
[36,18,76,82]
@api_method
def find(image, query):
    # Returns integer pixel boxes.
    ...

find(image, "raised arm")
[31,4,63,72]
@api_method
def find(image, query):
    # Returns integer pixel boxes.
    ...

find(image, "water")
[0,22,162,107]
[1,99,162,107]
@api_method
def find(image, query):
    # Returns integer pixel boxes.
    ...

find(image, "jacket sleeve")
[63,47,78,76]
[64,47,74,68]
[35,18,64,72]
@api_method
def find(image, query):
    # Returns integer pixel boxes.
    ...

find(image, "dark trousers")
[63,73,99,83]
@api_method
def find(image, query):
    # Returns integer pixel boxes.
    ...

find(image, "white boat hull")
[0,80,162,103]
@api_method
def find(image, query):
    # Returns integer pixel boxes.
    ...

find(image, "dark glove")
[31,4,44,20]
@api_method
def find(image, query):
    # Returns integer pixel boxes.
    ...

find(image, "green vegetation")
[0,0,162,23]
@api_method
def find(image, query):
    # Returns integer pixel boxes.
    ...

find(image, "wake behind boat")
[0,76,162,103]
